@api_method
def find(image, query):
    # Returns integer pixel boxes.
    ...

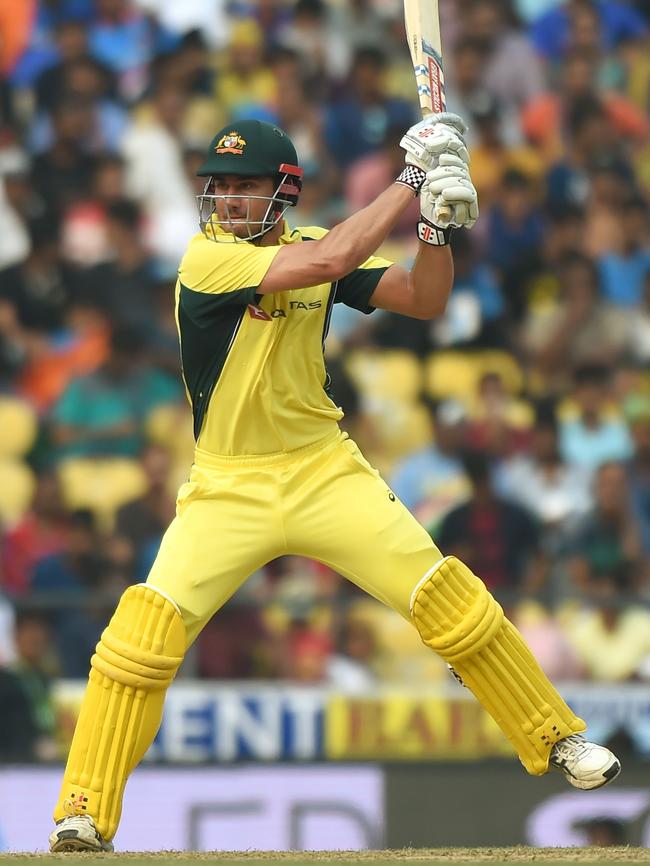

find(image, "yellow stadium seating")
[425,350,524,401]
[0,460,36,525]
[0,397,38,459]
[57,457,147,533]
[345,349,423,403]
[145,403,195,492]
[424,352,479,401]
[478,350,524,394]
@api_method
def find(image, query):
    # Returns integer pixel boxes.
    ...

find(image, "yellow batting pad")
[410,557,585,775]
[53,584,186,841]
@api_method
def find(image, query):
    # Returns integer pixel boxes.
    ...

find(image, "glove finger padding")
[401,127,468,166]
[438,152,470,169]
[401,113,470,171]
[439,183,477,203]
[423,111,468,136]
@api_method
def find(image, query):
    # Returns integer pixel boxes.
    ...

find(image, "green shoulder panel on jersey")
[178,283,252,440]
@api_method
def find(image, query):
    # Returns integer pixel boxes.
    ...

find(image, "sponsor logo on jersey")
[271,301,323,317]
[215,132,247,154]
[247,301,323,321]
[247,304,271,320]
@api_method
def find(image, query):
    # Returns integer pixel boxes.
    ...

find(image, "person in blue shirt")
[325,46,416,171]
[531,0,647,62]
[599,196,650,307]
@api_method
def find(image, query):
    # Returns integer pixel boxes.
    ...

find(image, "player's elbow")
[314,238,363,282]
[411,288,450,320]
[411,300,447,320]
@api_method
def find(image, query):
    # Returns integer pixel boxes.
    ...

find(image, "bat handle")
[435,203,452,225]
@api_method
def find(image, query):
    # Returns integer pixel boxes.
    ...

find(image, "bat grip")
[435,203,452,225]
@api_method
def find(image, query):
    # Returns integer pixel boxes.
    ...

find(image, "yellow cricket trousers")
[146,429,441,643]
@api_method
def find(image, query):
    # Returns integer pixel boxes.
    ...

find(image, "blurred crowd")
[1,0,650,759]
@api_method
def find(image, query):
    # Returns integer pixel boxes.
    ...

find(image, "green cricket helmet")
[196,119,304,241]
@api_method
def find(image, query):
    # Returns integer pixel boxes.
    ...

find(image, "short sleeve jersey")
[176,223,392,456]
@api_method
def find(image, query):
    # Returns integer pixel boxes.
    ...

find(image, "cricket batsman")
[49,116,620,852]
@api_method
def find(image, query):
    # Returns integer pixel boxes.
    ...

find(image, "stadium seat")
[425,351,525,402]
[478,350,524,395]
[0,460,36,526]
[0,397,38,459]
[424,352,479,401]
[345,349,423,403]
[57,457,147,533]
[145,403,195,491]
[372,400,433,460]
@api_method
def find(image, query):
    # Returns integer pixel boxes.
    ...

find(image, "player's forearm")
[319,183,415,275]
[408,240,454,318]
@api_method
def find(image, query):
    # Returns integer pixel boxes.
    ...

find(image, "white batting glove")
[401,112,469,173]
[422,153,479,229]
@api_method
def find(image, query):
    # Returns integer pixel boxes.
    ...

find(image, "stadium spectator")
[544,95,626,211]
[564,569,650,681]
[496,405,592,539]
[559,364,634,473]
[511,600,584,681]
[624,398,650,555]
[521,253,629,386]
[324,46,415,172]
[463,94,544,210]
[115,443,175,580]
[598,195,650,307]
[530,0,648,62]
[30,97,99,217]
[465,372,532,458]
[71,200,158,327]
[50,324,179,461]
[463,0,545,112]
[430,231,505,348]
[436,451,546,592]
[486,169,545,278]
[345,126,420,238]
[216,19,277,121]
[1,472,69,598]
[391,398,470,529]
[565,461,646,593]
[31,509,111,677]
[120,83,198,265]
[88,0,177,101]
[521,48,649,164]
[327,615,378,689]
[278,0,350,85]
[0,612,57,761]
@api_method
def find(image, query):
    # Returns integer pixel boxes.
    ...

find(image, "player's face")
[209,175,277,238]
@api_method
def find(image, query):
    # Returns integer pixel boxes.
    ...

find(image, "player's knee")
[91,584,186,690]
[409,555,503,662]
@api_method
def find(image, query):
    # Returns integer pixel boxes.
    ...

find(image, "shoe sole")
[51,839,101,853]
[50,831,113,853]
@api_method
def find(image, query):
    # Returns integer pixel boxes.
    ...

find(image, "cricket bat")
[403,0,451,222]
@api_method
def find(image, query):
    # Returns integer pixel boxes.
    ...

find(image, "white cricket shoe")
[49,814,113,853]
[549,734,621,790]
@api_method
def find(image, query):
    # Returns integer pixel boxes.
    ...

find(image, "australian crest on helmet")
[215,132,247,155]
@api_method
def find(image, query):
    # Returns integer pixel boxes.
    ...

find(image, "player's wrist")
[395,164,426,196]
[417,214,452,246]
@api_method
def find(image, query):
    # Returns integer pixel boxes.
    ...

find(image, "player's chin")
[233,221,267,239]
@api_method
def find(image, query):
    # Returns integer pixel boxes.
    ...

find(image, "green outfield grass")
[1,848,650,865]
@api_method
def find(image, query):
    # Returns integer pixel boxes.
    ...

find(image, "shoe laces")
[551,733,587,761]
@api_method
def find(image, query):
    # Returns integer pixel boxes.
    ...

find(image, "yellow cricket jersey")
[176,222,392,456]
